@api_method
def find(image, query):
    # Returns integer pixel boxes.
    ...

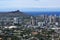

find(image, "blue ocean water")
[25,12,60,16]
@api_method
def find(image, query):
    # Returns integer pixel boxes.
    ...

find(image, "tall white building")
[31,16,35,26]
[13,17,19,24]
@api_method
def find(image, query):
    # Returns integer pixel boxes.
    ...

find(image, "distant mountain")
[0,10,30,18]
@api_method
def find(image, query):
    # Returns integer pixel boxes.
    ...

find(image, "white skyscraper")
[13,17,19,24]
[31,16,35,26]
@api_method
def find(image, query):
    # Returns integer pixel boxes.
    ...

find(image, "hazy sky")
[0,0,60,11]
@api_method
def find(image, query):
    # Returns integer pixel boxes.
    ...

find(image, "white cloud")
[0,0,60,10]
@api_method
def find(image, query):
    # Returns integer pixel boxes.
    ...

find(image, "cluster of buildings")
[26,15,60,28]
[23,14,60,40]
[0,10,60,40]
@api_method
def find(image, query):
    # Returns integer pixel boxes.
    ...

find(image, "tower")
[13,17,19,25]
[31,16,35,26]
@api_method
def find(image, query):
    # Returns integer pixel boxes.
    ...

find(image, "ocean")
[25,12,60,16]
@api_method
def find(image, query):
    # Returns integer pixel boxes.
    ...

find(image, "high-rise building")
[30,16,35,26]
[13,17,19,25]
[49,15,56,23]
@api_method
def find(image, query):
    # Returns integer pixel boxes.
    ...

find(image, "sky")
[0,0,60,12]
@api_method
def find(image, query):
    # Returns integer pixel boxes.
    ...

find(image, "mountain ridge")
[0,10,30,18]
